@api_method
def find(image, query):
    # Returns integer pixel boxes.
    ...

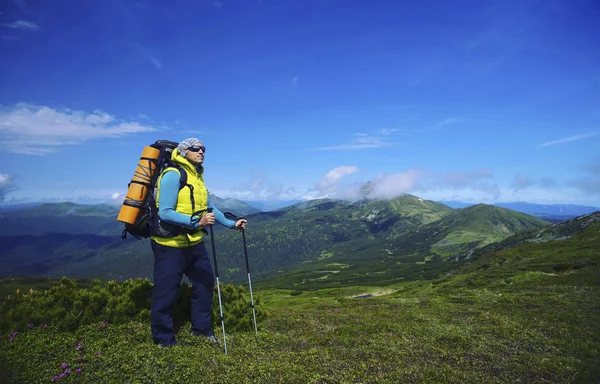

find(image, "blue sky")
[1,0,599,206]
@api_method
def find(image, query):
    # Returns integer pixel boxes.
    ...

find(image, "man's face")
[184,142,205,165]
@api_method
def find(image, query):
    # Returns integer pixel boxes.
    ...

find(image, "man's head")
[177,137,205,165]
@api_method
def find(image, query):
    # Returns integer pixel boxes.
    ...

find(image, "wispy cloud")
[539,131,600,148]
[0,104,158,155]
[148,56,162,69]
[319,167,499,201]
[135,45,162,69]
[428,117,467,131]
[316,166,359,195]
[221,172,312,201]
[360,170,423,200]
[0,174,17,202]
[1,20,39,31]
[314,129,398,151]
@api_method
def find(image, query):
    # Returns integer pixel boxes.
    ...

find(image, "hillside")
[0,197,553,287]
[391,204,550,261]
[1,212,598,383]
[208,193,262,215]
[244,203,550,290]
[1,233,117,276]
[1,202,120,218]
[468,210,600,261]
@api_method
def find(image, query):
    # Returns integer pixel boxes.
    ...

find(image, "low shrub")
[0,277,265,334]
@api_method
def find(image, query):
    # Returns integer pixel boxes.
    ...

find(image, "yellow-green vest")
[150,149,208,248]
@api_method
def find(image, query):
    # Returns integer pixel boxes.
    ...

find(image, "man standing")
[149,137,247,347]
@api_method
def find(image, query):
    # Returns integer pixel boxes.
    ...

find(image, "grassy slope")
[1,223,598,383]
[393,204,551,261]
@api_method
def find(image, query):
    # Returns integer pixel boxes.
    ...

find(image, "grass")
[1,224,599,383]
[1,279,597,383]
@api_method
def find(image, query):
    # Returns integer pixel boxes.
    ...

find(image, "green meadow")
[1,222,598,383]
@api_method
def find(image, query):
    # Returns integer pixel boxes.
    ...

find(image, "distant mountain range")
[437,200,599,221]
[1,192,598,289]
[3,197,598,219]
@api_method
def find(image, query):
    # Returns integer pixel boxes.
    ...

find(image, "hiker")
[149,137,247,347]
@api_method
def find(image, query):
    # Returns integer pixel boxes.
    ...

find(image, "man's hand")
[199,212,215,227]
[234,218,248,231]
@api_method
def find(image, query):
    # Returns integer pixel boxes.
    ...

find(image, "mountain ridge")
[0,195,574,288]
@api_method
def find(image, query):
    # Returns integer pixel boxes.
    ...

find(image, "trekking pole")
[242,229,259,335]
[225,212,258,335]
[208,208,227,354]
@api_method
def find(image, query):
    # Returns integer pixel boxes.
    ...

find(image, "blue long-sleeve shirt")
[157,169,236,229]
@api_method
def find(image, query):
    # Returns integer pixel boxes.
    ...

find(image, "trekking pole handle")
[224,212,245,230]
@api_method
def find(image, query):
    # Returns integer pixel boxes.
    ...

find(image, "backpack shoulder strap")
[161,162,188,191]
[174,164,188,190]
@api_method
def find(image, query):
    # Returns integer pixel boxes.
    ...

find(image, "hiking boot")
[206,335,220,346]
[191,330,220,346]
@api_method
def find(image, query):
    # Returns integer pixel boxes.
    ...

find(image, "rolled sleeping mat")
[117,146,161,224]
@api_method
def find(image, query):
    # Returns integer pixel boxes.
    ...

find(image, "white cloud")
[364,170,423,200]
[428,117,467,131]
[220,172,313,201]
[316,166,359,194]
[539,131,600,148]
[314,134,394,151]
[0,173,17,201]
[326,168,498,202]
[2,20,39,31]
[377,128,399,135]
[0,104,158,155]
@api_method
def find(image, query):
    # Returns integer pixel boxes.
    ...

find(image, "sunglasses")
[187,145,206,153]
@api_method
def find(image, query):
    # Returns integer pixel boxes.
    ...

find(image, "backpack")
[119,140,189,240]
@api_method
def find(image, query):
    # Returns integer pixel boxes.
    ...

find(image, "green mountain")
[468,210,600,261]
[2,202,120,218]
[0,195,555,288]
[208,193,262,216]
[0,195,262,280]
[392,204,551,261]
[2,233,117,275]
[434,214,600,291]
